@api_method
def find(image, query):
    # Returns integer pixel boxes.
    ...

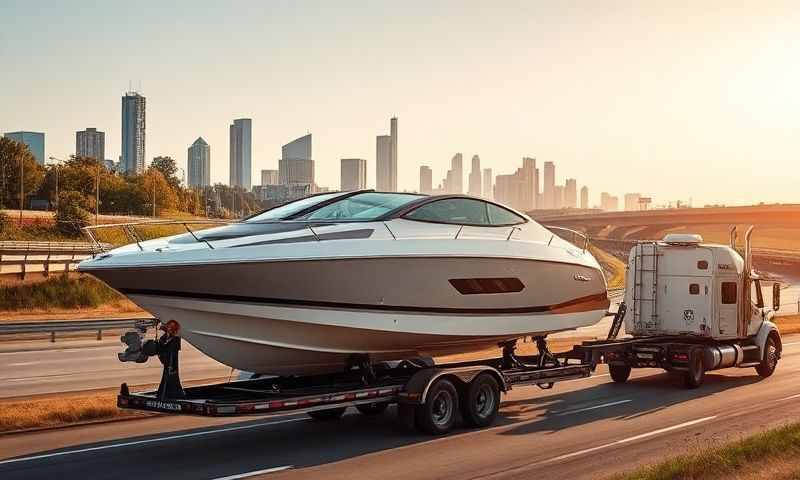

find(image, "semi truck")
[114,226,782,434]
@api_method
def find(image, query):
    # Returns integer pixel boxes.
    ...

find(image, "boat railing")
[544,225,590,252]
[81,219,234,254]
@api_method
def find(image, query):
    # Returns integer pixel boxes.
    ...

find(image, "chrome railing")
[544,225,590,252]
[82,219,233,254]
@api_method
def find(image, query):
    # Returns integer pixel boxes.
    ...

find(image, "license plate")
[145,400,183,411]
[636,353,654,359]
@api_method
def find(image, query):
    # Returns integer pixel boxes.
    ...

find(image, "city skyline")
[2,2,798,205]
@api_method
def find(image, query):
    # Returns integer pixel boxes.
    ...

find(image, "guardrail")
[0,241,110,279]
[0,317,157,342]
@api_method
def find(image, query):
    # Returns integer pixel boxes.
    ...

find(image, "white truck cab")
[591,226,783,388]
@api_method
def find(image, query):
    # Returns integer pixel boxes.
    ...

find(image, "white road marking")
[776,393,800,401]
[0,418,308,466]
[535,416,717,465]
[210,465,294,479]
[554,399,632,416]
[783,341,800,346]
[564,373,610,383]
[6,362,39,367]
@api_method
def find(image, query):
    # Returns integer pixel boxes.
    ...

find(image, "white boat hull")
[131,293,607,375]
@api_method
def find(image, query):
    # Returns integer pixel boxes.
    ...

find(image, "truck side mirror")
[773,283,781,311]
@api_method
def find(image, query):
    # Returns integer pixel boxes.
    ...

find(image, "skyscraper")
[580,185,589,209]
[279,133,314,186]
[554,185,565,209]
[468,155,482,197]
[522,157,536,210]
[625,193,642,211]
[419,165,433,194]
[543,161,555,209]
[482,168,493,200]
[121,92,146,174]
[565,178,577,208]
[261,169,279,186]
[187,137,210,187]
[376,135,391,190]
[376,117,398,191]
[601,192,619,211]
[229,118,252,189]
[494,170,525,211]
[4,131,45,165]
[341,158,367,191]
[443,153,463,194]
[76,128,104,162]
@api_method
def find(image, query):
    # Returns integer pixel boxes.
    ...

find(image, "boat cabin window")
[721,282,737,304]
[297,192,422,221]
[245,192,345,222]
[404,198,525,226]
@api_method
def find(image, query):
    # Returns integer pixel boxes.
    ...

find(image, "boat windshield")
[297,192,422,221]
[245,192,346,222]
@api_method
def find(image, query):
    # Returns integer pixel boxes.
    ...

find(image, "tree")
[54,190,91,236]
[150,156,181,190]
[140,168,178,216]
[0,137,44,209]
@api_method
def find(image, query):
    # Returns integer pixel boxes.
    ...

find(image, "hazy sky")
[1,1,798,206]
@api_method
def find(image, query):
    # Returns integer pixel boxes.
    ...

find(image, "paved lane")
[0,338,232,397]
[1,336,798,480]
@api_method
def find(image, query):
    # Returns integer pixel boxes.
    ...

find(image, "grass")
[0,275,131,311]
[613,422,800,480]
[0,391,143,433]
[591,245,627,290]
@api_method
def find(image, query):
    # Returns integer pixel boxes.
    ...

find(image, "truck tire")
[356,402,389,415]
[756,334,779,378]
[307,407,347,420]
[609,364,631,383]
[415,378,458,435]
[460,373,500,428]
[684,348,705,389]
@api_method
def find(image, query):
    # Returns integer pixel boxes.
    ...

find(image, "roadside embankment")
[0,275,142,320]
[612,421,800,480]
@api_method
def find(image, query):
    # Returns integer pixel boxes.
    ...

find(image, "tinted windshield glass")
[245,192,345,222]
[405,198,490,225]
[299,192,422,221]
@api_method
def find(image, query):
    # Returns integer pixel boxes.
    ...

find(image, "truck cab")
[622,229,779,341]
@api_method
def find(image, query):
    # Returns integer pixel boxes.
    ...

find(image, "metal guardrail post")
[50,331,56,342]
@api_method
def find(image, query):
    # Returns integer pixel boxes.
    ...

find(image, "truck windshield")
[297,192,422,221]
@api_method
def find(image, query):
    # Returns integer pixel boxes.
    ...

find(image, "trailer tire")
[609,365,631,383]
[415,378,458,435]
[756,334,779,378]
[460,373,500,428]
[684,348,705,389]
[356,402,389,415]
[307,407,347,421]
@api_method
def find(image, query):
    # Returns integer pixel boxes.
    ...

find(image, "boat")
[78,190,610,375]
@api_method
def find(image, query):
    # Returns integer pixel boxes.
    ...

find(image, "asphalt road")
[1,335,798,480]
[0,338,232,398]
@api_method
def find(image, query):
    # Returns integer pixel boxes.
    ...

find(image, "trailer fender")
[399,366,507,405]
[754,321,782,360]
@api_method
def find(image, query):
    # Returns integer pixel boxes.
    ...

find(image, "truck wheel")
[461,373,500,428]
[307,407,347,420]
[756,335,780,378]
[356,402,389,415]
[415,378,458,435]
[609,365,631,383]
[684,348,705,389]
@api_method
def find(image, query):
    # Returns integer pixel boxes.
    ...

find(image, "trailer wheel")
[609,365,631,383]
[684,348,705,389]
[460,373,500,428]
[415,378,458,435]
[307,407,347,420]
[356,402,389,415]
[756,334,780,378]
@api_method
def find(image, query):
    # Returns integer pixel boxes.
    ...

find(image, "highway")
[1,334,798,480]
[0,338,232,398]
